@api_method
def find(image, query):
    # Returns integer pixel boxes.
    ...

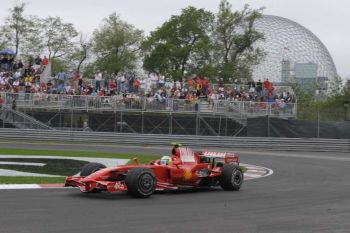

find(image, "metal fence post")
[114,111,117,132]
[120,111,123,133]
[70,110,73,131]
[267,114,270,137]
[317,108,320,138]
[195,113,199,136]
[141,111,144,134]
[169,112,172,135]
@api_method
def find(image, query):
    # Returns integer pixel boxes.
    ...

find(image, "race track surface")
[1,142,350,233]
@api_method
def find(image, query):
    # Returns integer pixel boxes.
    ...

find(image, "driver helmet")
[160,156,172,165]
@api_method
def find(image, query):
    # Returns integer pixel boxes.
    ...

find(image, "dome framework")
[252,15,337,84]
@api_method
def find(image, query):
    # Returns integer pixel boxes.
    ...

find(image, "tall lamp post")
[344,100,349,121]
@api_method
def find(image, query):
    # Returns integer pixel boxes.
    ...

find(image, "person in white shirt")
[140,78,146,96]
[209,92,218,109]
[94,71,103,91]
[65,83,71,93]
[120,74,126,93]
[158,74,165,88]
[150,73,158,90]
[14,70,21,80]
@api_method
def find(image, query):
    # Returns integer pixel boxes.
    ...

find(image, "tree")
[41,16,78,60]
[0,2,35,57]
[214,0,265,82]
[68,33,92,73]
[92,13,144,74]
[143,7,214,83]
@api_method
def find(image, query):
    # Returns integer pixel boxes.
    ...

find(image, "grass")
[0,148,247,184]
[0,148,160,184]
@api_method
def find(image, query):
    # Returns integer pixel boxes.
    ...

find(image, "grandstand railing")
[210,84,294,95]
[0,92,297,117]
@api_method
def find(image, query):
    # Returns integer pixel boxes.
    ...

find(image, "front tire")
[80,163,106,177]
[220,164,243,191]
[125,167,156,198]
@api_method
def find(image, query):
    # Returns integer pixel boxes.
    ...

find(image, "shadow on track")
[65,187,222,200]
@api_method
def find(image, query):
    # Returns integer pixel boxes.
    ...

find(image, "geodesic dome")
[252,15,337,83]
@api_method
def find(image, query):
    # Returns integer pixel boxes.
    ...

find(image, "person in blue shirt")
[57,71,66,85]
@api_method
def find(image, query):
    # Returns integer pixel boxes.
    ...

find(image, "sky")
[0,0,349,79]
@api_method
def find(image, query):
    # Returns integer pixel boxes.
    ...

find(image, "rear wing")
[200,151,240,164]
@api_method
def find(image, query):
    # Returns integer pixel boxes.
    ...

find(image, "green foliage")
[51,58,69,76]
[41,16,78,60]
[0,2,36,57]
[0,1,265,83]
[293,78,350,121]
[214,1,265,82]
[143,6,214,82]
[20,16,45,56]
[92,13,144,74]
[291,82,318,120]
[68,34,92,73]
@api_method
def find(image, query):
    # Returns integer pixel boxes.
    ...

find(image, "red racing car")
[65,146,243,198]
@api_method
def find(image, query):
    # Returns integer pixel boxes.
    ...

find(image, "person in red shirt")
[202,76,209,96]
[133,78,140,93]
[263,79,274,94]
[187,77,194,92]
[42,56,49,66]
[109,80,117,94]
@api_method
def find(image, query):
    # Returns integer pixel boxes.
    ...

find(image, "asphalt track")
[1,142,350,233]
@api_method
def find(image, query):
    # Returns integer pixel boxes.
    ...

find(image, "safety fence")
[0,128,348,152]
[0,92,297,117]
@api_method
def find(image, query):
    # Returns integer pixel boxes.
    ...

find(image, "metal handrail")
[0,105,53,130]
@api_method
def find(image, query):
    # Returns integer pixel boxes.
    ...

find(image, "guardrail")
[0,129,348,152]
[0,92,297,117]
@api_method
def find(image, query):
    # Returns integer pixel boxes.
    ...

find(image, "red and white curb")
[242,163,274,181]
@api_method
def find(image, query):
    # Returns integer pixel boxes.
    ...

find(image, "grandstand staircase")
[198,100,246,136]
[0,105,53,130]
[198,100,247,125]
[198,101,213,114]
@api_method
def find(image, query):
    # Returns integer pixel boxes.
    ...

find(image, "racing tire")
[80,163,106,177]
[220,164,243,191]
[125,167,156,198]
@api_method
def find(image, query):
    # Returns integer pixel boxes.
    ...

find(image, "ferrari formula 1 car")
[65,146,243,198]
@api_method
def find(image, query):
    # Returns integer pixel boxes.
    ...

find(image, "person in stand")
[133,77,140,93]
[42,56,49,66]
[6,99,16,122]
[256,79,263,96]
[94,70,102,92]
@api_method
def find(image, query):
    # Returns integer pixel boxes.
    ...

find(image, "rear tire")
[125,167,156,198]
[220,164,243,191]
[80,163,106,177]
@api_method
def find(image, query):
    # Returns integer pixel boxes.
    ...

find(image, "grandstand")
[0,57,297,136]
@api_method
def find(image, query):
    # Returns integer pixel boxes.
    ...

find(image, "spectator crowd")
[0,55,295,113]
